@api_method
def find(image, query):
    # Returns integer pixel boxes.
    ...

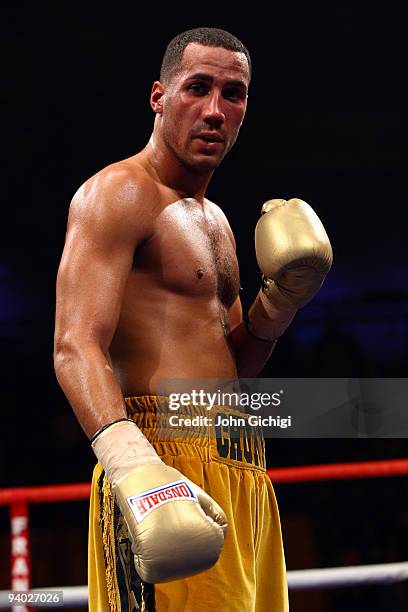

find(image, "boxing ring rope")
[1,458,407,608]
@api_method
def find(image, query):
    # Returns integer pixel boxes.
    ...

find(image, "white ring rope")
[0,562,407,608]
[287,561,408,590]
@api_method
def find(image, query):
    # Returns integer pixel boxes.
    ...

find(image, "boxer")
[54,27,332,611]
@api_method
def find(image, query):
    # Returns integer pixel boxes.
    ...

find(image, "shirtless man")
[54,27,332,612]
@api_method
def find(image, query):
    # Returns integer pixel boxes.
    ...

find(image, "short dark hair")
[160,27,252,84]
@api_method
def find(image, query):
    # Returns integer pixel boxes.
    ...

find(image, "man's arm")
[54,166,228,583]
[228,198,333,378]
[54,165,155,438]
[228,296,277,378]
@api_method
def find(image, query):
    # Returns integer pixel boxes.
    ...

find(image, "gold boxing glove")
[92,419,227,584]
[247,198,333,340]
[114,463,227,584]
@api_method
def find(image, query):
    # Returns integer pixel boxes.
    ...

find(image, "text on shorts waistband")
[124,395,266,471]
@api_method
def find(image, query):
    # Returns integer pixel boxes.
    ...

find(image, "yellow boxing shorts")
[88,396,289,611]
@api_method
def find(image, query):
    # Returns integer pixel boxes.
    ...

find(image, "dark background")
[1,2,407,610]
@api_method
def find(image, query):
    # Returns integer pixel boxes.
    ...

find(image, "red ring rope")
[267,458,408,483]
[1,459,407,505]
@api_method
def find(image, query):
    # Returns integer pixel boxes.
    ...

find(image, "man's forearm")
[228,319,277,378]
[54,340,127,439]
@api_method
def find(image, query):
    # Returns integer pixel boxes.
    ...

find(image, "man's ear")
[150,81,165,114]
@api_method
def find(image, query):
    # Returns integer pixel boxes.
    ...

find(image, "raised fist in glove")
[247,198,333,340]
[92,419,227,583]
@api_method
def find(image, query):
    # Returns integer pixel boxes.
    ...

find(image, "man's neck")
[141,135,213,203]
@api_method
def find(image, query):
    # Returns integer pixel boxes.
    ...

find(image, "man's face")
[154,43,250,172]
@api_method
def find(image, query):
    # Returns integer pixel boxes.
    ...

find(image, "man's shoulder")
[69,156,160,224]
[76,156,158,203]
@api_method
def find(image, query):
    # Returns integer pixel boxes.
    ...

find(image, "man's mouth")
[195,133,224,143]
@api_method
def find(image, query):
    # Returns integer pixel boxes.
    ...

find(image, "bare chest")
[133,198,240,307]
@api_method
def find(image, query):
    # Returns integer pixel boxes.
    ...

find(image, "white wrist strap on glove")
[91,419,163,486]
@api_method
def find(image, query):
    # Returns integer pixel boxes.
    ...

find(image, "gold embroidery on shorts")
[101,475,120,611]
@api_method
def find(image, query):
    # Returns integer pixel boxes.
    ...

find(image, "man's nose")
[202,91,225,128]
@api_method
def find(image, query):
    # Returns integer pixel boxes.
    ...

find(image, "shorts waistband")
[124,395,266,472]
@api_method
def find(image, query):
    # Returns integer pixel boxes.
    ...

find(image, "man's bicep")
[56,228,132,351]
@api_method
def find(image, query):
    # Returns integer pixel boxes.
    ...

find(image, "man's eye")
[188,83,207,95]
[224,89,245,101]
